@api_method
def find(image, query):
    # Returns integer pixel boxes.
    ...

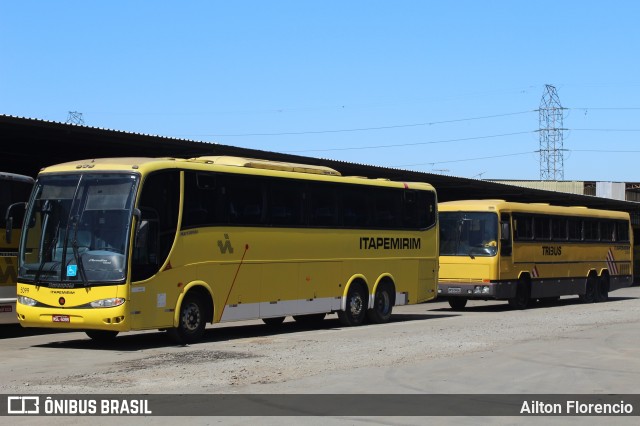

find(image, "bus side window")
[131,170,179,282]
[500,214,512,256]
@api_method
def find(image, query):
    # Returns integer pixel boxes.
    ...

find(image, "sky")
[2,1,640,182]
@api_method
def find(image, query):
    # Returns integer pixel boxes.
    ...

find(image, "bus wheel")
[367,282,394,324]
[508,279,530,310]
[293,313,326,325]
[338,283,368,327]
[85,330,119,341]
[170,293,206,344]
[262,316,286,326]
[579,274,597,304]
[595,275,610,303]
[448,298,467,310]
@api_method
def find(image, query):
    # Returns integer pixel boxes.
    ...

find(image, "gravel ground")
[1,286,638,396]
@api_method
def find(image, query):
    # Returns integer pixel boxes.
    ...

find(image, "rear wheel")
[169,293,206,344]
[579,274,597,304]
[367,282,394,324]
[508,278,531,310]
[338,282,368,327]
[448,298,468,310]
[595,274,610,302]
[85,330,119,341]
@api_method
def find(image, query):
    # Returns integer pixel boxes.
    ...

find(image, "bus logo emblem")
[217,234,234,254]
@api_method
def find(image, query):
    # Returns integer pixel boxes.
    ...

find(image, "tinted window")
[584,219,599,241]
[600,221,615,242]
[534,216,551,240]
[268,180,304,226]
[514,215,533,240]
[0,178,33,228]
[342,187,369,227]
[182,171,436,230]
[551,216,568,240]
[132,170,180,282]
[616,220,630,242]
[308,183,339,226]
[568,218,582,240]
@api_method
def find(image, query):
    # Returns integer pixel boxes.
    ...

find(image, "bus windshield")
[439,212,498,257]
[19,173,139,286]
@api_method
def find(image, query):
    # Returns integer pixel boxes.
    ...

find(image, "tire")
[338,282,368,327]
[262,316,286,326]
[579,274,597,304]
[85,330,119,341]
[169,293,206,344]
[292,313,326,324]
[595,275,610,303]
[448,297,468,310]
[508,278,531,310]
[367,282,394,324]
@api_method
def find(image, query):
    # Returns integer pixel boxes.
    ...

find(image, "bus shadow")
[32,313,457,351]
[0,324,71,340]
[430,295,637,313]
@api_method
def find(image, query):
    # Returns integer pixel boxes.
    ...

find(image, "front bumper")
[438,281,517,299]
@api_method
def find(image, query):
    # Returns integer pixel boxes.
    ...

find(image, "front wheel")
[338,283,368,327]
[169,293,206,344]
[508,279,531,310]
[448,298,468,310]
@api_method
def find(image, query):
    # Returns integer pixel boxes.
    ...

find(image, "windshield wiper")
[70,216,89,287]
[34,223,59,285]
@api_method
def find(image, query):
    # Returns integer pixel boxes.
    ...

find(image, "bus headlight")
[90,298,125,308]
[18,296,38,306]
[482,286,491,294]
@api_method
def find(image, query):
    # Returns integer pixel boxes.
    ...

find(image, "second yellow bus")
[438,200,633,309]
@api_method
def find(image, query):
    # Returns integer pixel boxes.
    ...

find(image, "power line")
[193,110,535,137]
[570,149,640,153]
[167,106,640,139]
[569,107,640,111]
[284,127,639,154]
[569,128,640,132]
[286,131,534,153]
[394,151,537,168]
[393,148,640,169]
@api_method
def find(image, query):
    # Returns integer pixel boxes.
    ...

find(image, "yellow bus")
[12,156,438,343]
[438,200,633,310]
[1,172,34,324]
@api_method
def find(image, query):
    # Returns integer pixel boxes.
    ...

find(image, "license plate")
[447,288,462,294]
[52,315,70,323]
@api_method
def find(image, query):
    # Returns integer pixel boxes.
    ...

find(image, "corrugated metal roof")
[489,180,586,195]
